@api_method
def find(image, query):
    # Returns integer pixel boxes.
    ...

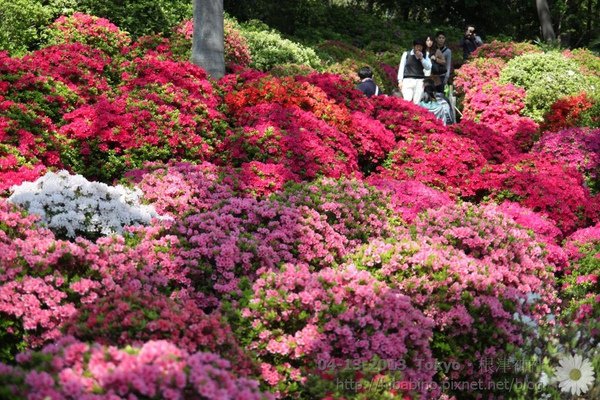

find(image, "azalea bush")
[236,263,437,399]
[7,170,165,240]
[541,92,595,132]
[44,13,131,57]
[0,337,271,400]
[175,196,348,299]
[470,40,540,61]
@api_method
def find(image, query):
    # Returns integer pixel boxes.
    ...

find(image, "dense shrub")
[8,170,165,240]
[0,0,51,55]
[532,127,600,192]
[123,161,235,217]
[273,177,397,248]
[175,197,348,298]
[365,177,453,223]
[45,13,131,57]
[453,57,506,96]
[482,154,600,234]
[223,103,359,180]
[239,23,322,71]
[451,120,518,164]
[77,0,192,39]
[560,225,600,327]
[378,133,488,197]
[499,52,598,121]
[541,92,595,132]
[470,40,540,61]
[0,338,271,399]
[348,202,558,397]
[238,264,436,398]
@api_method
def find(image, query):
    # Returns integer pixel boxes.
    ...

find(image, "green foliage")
[0,0,51,55]
[239,21,322,71]
[500,51,599,121]
[77,0,192,38]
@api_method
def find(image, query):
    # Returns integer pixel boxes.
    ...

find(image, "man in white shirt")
[397,38,432,104]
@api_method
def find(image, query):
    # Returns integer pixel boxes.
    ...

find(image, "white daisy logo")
[554,354,595,396]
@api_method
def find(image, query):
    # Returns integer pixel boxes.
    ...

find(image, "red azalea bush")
[224,103,359,179]
[377,133,488,197]
[295,72,372,111]
[123,161,234,217]
[239,264,436,399]
[175,197,348,298]
[482,154,600,234]
[541,92,595,132]
[0,52,80,123]
[347,111,395,170]
[366,176,453,223]
[532,127,600,192]
[451,120,518,164]
[460,81,539,150]
[23,43,113,103]
[368,95,447,140]
[470,40,540,61]
[273,177,397,248]
[45,13,131,57]
[0,338,271,400]
[58,55,226,182]
[236,161,300,198]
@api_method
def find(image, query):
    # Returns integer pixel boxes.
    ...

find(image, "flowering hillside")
[0,14,599,400]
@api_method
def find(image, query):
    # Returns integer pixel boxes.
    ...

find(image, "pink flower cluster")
[176,197,348,296]
[243,263,436,398]
[274,177,397,248]
[0,337,271,400]
[470,40,540,61]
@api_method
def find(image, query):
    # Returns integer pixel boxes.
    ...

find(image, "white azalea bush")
[8,170,167,239]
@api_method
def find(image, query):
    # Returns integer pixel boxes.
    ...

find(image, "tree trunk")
[536,0,556,41]
[191,0,225,79]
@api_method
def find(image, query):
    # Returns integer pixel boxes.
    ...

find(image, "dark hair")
[413,38,426,47]
[358,66,373,79]
[435,31,446,38]
[421,80,436,103]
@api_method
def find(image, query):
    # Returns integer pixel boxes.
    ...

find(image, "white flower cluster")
[8,170,168,239]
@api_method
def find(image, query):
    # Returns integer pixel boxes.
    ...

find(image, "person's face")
[466,27,475,37]
[425,37,433,48]
[436,34,446,47]
[414,44,423,53]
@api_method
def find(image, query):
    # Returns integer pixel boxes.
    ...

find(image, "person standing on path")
[460,25,483,60]
[397,38,432,104]
[434,31,452,93]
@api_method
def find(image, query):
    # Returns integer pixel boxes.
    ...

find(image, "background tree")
[536,0,556,41]
[191,0,225,79]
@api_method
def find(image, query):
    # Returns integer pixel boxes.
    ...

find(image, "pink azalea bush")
[560,225,600,327]
[175,197,348,298]
[239,263,436,399]
[236,161,300,198]
[451,120,518,164]
[348,202,558,397]
[272,177,397,248]
[123,161,234,217]
[470,41,540,61]
[0,337,271,399]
